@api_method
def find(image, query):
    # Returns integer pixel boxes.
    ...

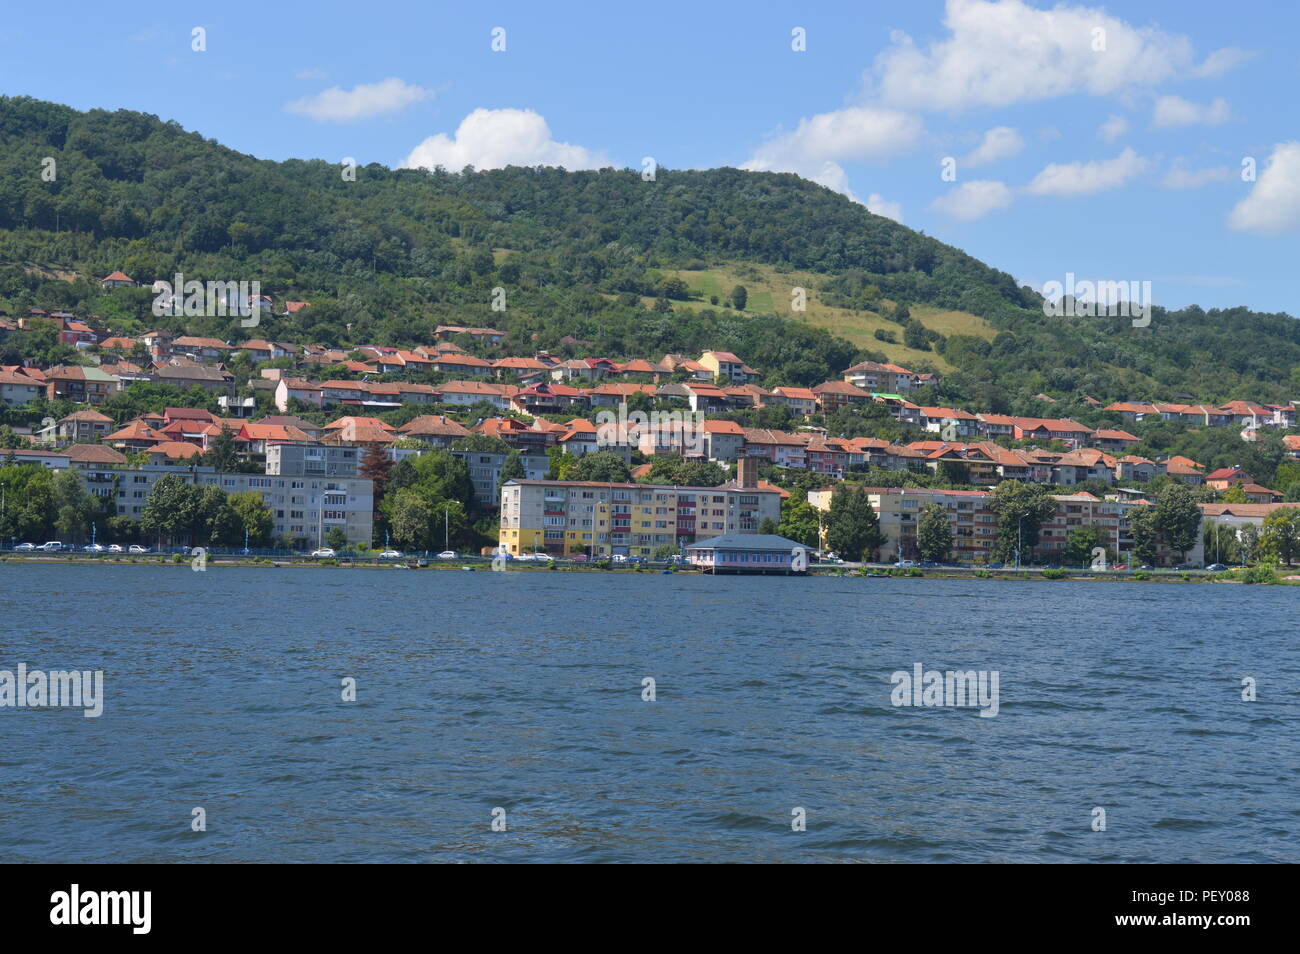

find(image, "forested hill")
[1,95,1297,415]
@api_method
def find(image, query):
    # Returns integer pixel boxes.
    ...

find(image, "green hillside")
[0,95,1297,418]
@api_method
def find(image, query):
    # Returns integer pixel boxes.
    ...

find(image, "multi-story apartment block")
[67,464,374,549]
[499,461,781,558]
[453,449,550,506]
[806,486,1187,565]
[266,442,361,477]
[841,361,916,393]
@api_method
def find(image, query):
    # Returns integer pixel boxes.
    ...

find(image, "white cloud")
[1152,95,1230,128]
[1160,162,1232,189]
[1022,147,1149,197]
[866,193,904,223]
[965,126,1024,166]
[741,106,923,200]
[931,180,1014,221]
[1193,47,1257,77]
[401,108,610,171]
[1098,114,1129,143]
[1228,142,1300,234]
[869,0,1233,110]
[286,78,431,122]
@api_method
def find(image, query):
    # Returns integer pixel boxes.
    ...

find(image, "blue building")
[686,533,813,575]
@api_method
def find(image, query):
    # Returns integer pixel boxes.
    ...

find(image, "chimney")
[737,456,758,489]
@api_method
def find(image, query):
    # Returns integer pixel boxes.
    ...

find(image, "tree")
[140,473,200,546]
[325,527,348,550]
[730,285,748,310]
[388,489,433,551]
[52,470,95,544]
[0,426,31,449]
[1203,521,1240,566]
[197,485,243,547]
[777,488,821,548]
[1220,483,1249,504]
[936,459,969,485]
[0,463,57,543]
[989,480,1056,563]
[202,425,242,472]
[360,443,395,543]
[1260,508,1300,566]
[1129,506,1160,567]
[1063,525,1106,567]
[903,320,929,351]
[824,484,884,561]
[498,449,525,495]
[227,490,274,547]
[1239,523,1261,565]
[568,451,631,483]
[916,503,952,563]
[1152,482,1202,562]
[645,453,727,488]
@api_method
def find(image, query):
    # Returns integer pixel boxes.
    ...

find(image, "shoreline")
[0,553,1288,583]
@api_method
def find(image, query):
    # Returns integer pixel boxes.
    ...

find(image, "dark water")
[1,564,1295,863]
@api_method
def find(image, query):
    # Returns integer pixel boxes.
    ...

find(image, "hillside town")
[4,278,1300,571]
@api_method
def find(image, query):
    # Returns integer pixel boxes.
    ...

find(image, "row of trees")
[0,463,275,548]
[0,462,109,544]
[756,479,1214,567]
[138,474,273,548]
[1203,509,1300,567]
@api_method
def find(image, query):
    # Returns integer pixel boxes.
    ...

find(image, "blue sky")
[3,0,1297,314]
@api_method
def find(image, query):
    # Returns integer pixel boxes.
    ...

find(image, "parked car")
[626,555,646,565]
[894,560,917,568]
[14,542,36,551]
[82,543,105,553]
[435,550,457,560]
[1206,563,1227,572]
[310,547,336,558]
[379,550,403,559]
[571,553,590,563]
[611,554,629,564]
[128,544,150,554]
[985,562,1004,569]
[107,544,123,553]
[918,560,938,568]
[39,541,64,551]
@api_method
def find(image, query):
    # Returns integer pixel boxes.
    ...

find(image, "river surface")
[0,564,1295,863]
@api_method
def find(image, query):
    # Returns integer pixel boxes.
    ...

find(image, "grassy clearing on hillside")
[653,263,995,371]
[909,305,997,341]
